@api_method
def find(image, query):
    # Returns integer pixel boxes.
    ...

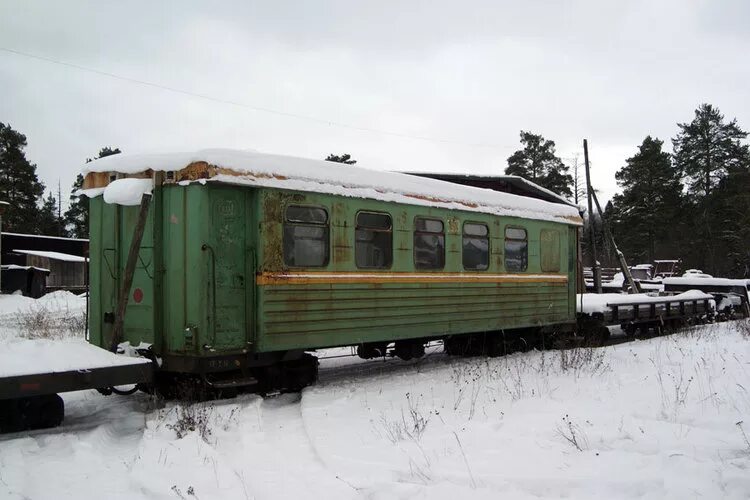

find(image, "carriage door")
[208,187,247,350]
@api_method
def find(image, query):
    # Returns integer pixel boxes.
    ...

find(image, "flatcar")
[82,149,583,393]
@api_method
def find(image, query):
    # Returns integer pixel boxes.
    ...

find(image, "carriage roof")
[82,148,582,226]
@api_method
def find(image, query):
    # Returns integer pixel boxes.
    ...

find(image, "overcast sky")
[1,0,749,210]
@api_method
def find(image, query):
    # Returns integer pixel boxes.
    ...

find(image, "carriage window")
[414,217,445,269]
[504,227,527,272]
[356,211,392,269]
[283,205,329,267]
[540,229,560,272]
[463,223,489,270]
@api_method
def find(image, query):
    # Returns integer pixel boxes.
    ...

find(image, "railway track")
[1,317,742,442]
[312,317,744,388]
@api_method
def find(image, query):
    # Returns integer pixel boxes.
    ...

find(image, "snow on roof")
[400,172,578,207]
[103,178,153,206]
[13,249,86,263]
[82,149,582,225]
[578,290,715,315]
[664,277,749,288]
[1,264,51,273]
[2,231,89,242]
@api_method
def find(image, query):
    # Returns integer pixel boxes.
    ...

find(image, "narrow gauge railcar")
[83,150,582,391]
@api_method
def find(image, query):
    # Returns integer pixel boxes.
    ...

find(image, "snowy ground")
[1,295,750,499]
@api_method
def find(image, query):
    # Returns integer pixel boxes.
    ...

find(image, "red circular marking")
[133,288,144,303]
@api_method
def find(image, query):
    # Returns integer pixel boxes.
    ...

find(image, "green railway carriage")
[84,150,582,388]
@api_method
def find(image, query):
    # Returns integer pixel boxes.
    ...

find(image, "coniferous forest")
[504,104,750,277]
[1,103,748,276]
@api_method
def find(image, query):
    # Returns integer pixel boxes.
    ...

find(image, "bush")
[14,303,86,340]
[165,403,214,441]
[558,346,610,376]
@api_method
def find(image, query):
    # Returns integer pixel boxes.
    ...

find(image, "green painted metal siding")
[255,189,576,352]
[89,182,576,361]
[259,282,570,350]
[89,191,160,350]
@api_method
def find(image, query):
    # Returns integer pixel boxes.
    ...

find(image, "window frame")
[354,210,394,270]
[413,216,446,270]
[282,204,330,268]
[462,221,490,271]
[504,225,528,272]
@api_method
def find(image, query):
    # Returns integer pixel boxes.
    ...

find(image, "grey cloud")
[1,0,748,208]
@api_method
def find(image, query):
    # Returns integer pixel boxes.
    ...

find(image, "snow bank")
[0,290,85,316]
[0,290,87,343]
[578,290,714,314]
[0,292,36,314]
[82,149,581,225]
[102,177,153,206]
[2,323,749,499]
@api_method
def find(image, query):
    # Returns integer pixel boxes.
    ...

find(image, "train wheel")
[0,394,64,433]
[357,342,389,360]
[444,335,470,356]
[280,353,319,392]
[252,354,319,394]
[394,340,425,361]
[583,326,610,346]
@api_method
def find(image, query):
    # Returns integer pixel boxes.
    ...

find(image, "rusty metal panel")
[253,188,577,352]
[207,187,247,349]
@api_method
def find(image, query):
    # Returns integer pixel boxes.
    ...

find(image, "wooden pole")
[110,193,152,352]
[583,140,602,293]
[590,189,640,294]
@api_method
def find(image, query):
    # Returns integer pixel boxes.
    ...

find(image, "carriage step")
[202,376,259,390]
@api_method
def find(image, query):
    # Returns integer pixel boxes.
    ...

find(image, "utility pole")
[589,189,639,294]
[57,180,62,220]
[584,139,602,293]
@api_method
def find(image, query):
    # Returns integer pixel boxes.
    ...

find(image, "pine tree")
[65,147,121,238]
[608,136,683,262]
[65,174,87,238]
[672,105,750,274]
[672,104,749,197]
[325,153,356,164]
[37,192,66,236]
[718,163,750,276]
[505,131,573,198]
[0,123,45,233]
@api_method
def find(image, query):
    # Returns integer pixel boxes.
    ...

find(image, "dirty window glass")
[355,211,392,269]
[414,217,444,269]
[286,206,327,224]
[283,205,329,267]
[463,223,489,270]
[504,226,527,272]
[540,229,561,272]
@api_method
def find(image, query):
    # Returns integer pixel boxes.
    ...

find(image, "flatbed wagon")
[0,341,152,432]
[576,290,716,339]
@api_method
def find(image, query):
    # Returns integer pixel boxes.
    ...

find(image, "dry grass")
[14,304,86,340]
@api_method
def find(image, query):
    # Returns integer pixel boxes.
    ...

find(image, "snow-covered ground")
[1,295,750,499]
[0,291,148,377]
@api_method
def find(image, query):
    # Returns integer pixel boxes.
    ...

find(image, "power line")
[1,46,504,150]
